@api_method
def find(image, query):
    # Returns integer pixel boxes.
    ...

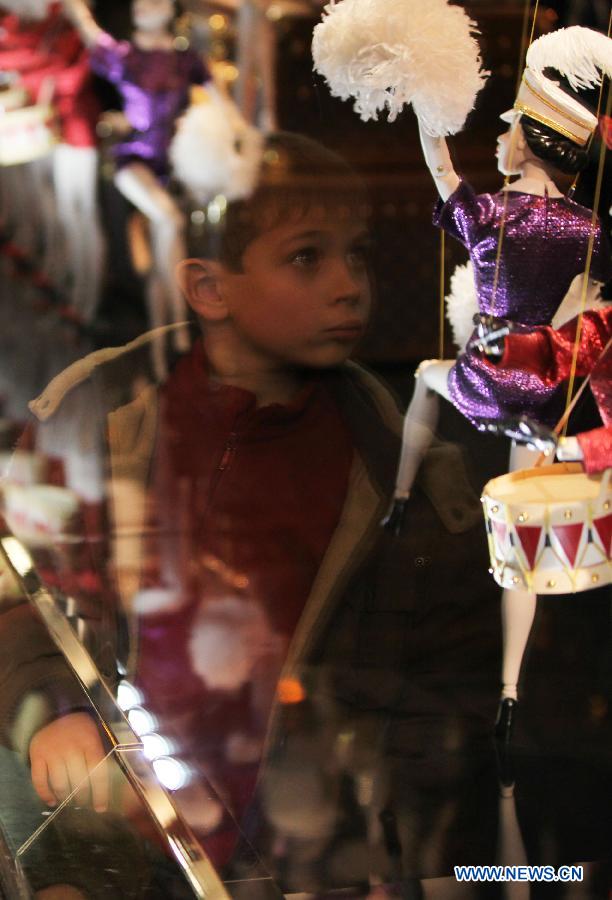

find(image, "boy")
[3,133,487,876]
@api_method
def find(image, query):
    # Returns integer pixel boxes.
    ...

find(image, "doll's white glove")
[417,119,460,200]
[556,436,583,462]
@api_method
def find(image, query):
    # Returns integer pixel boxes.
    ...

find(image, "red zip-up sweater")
[133,338,354,861]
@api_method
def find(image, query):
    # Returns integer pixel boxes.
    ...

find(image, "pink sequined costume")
[88,31,210,178]
[434,180,612,427]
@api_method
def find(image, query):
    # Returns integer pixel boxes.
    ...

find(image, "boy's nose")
[329,263,363,305]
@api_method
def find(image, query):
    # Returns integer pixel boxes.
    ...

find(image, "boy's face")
[216,208,372,370]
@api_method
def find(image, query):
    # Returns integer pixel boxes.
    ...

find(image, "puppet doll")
[0,1,102,320]
[314,9,612,738]
[61,0,213,374]
[387,29,612,524]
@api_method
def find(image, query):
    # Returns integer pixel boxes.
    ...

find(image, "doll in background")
[61,0,213,373]
[0,0,103,321]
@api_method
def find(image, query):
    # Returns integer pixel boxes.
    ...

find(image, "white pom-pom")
[312,0,488,135]
[526,27,612,92]
[2,0,52,20]
[445,261,478,352]
[170,97,264,204]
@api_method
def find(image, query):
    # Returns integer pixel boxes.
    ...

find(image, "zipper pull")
[218,432,238,471]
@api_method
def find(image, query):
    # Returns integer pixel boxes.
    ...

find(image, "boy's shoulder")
[29,326,182,424]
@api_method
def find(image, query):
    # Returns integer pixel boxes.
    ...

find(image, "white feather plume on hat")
[526,26,612,91]
[312,0,488,135]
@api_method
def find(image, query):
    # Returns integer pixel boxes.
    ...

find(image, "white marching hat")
[500,26,612,147]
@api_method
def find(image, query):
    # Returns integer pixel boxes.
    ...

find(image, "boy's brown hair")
[188,131,369,271]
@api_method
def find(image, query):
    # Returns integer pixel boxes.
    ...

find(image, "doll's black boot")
[494,697,518,743]
[381,497,409,535]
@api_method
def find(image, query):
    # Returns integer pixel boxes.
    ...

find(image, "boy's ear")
[176,259,229,322]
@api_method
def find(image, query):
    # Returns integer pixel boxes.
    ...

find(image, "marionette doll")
[0,0,103,321]
[61,0,213,374]
[474,304,612,474]
[313,9,612,739]
[386,29,612,527]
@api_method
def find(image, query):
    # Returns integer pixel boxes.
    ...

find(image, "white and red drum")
[482,463,611,594]
[0,103,57,166]
[0,86,30,113]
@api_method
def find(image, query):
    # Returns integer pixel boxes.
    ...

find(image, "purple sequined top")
[434,180,612,426]
[90,32,210,177]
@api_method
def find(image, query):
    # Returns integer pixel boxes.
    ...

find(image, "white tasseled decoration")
[169,99,264,204]
[446,261,478,352]
[526,26,612,91]
[312,0,488,135]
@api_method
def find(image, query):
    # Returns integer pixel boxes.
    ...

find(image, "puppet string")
[491,0,540,313]
[569,8,611,197]
[438,230,445,359]
[561,81,611,439]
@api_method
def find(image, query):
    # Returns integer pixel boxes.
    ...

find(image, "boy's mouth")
[324,321,365,340]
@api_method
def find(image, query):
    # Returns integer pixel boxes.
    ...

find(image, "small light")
[141,733,175,761]
[491,505,499,514]
[546,579,556,589]
[191,209,205,225]
[213,194,227,213]
[153,757,190,791]
[512,576,520,585]
[517,513,527,523]
[128,706,157,736]
[209,14,226,31]
[173,35,189,51]
[117,681,143,711]
[591,574,599,584]
[604,501,610,511]
[564,509,572,520]
[263,149,280,165]
[1,537,33,577]
[207,200,222,225]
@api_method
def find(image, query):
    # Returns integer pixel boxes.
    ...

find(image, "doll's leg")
[31,156,63,286]
[53,145,104,322]
[496,443,550,738]
[114,164,190,351]
[384,360,454,533]
[394,360,454,499]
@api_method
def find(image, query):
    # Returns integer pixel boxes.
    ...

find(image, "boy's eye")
[347,242,371,267]
[289,247,321,267]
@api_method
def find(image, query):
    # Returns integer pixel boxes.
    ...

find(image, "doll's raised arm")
[418,119,460,202]
[60,0,103,48]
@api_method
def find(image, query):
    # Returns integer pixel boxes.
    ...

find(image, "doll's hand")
[29,713,109,812]
[469,314,514,358]
[381,497,409,535]
[480,415,558,456]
